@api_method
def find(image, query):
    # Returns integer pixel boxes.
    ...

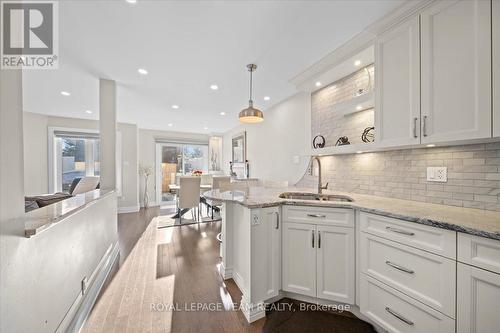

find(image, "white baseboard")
[118,204,140,214]
[57,241,120,333]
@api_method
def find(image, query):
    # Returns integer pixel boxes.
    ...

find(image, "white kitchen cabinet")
[375,16,421,147]
[457,263,500,333]
[361,274,455,333]
[421,0,491,143]
[251,207,281,301]
[316,225,355,303]
[282,222,316,297]
[494,0,500,137]
[282,206,355,303]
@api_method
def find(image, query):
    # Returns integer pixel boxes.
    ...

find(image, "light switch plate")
[427,167,447,182]
[251,212,260,225]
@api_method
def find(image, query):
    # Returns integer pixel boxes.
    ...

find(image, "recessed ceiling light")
[264,96,270,101]
[315,81,322,87]
[171,105,179,109]
[60,91,70,96]
[210,84,218,90]
[126,0,137,4]
[220,112,226,116]
[354,60,362,66]
[168,123,173,127]
[356,105,363,111]
[85,110,93,114]
[426,144,436,147]
[204,126,209,130]
[137,68,148,75]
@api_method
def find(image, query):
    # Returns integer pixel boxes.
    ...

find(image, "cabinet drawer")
[458,233,500,274]
[361,233,456,318]
[360,212,456,259]
[360,275,455,333]
[283,206,353,227]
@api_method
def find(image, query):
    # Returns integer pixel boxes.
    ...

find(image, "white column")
[99,79,116,190]
[0,68,25,231]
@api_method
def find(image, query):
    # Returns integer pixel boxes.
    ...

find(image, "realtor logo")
[1,1,58,69]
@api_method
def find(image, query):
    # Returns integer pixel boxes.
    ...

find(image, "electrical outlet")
[251,213,260,226]
[427,167,447,182]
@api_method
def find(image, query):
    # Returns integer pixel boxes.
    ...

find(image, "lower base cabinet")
[282,207,354,304]
[457,263,500,333]
[360,275,455,333]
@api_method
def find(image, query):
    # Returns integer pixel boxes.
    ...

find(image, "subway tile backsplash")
[298,142,500,211]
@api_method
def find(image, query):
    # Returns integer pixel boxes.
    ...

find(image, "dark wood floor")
[85,207,373,333]
[84,208,264,332]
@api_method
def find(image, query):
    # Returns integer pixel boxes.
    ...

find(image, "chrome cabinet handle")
[413,117,418,138]
[275,212,279,229]
[312,230,315,248]
[386,261,415,274]
[385,307,414,326]
[307,214,326,218]
[423,115,428,137]
[318,231,321,249]
[386,226,415,236]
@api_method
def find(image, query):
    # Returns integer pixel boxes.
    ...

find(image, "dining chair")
[208,176,231,219]
[178,176,201,223]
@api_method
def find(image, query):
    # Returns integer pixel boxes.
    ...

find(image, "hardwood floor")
[83,208,263,333]
[84,208,374,333]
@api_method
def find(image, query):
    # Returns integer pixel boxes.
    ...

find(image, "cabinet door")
[421,0,491,143]
[317,225,354,303]
[457,263,500,333]
[375,16,421,147]
[250,207,281,301]
[282,222,316,297]
[494,0,500,137]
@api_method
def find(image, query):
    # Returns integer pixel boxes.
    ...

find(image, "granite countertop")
[204,185,500,241]
[23,189,115,238]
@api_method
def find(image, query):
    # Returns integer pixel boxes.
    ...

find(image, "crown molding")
[290,0,434,90]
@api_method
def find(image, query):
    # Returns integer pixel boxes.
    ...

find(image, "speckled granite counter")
[204,186,500,240]
[23,189,115,238]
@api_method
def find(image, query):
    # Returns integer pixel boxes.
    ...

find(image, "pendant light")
[239,64,264,123]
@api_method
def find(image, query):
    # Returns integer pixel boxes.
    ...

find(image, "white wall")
[138,128,209,206]
[223,92,311,184]
[23,112,139,210]
[1,70,119,333]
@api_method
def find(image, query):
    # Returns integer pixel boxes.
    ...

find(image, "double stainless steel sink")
[279,192,353,202]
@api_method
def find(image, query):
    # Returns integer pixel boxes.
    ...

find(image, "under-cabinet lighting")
[426,144,436,147]
[354,60,362,66]
[315,81,322,87]
[356,105,363,111]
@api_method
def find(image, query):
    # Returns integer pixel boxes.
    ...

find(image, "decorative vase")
[143,175,149,208]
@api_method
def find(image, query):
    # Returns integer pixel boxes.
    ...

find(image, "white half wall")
[223,92,311,184]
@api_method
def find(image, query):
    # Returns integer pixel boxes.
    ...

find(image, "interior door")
[282,222,317,297]
[457,263,500,333]
[316,225,355,303]
[421,0,491,143]
[375,15,421,147]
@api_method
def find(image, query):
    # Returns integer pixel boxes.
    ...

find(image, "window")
[49,129,100,193]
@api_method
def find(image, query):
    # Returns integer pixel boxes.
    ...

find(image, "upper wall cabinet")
[494,0,500,137]
[420,0,491,143]
[375,16,420,147]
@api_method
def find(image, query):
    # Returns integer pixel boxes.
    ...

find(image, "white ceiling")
[22,0,403,134]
